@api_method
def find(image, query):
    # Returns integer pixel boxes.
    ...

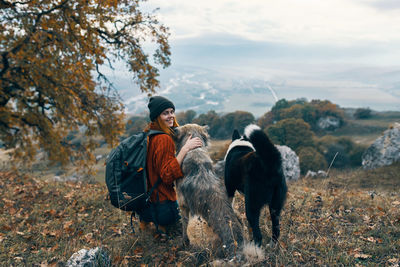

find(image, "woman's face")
[160,108,175,127]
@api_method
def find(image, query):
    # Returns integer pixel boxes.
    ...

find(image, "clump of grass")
[1,163,399,266]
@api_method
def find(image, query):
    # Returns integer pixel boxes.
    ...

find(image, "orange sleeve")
[151,134,183,185]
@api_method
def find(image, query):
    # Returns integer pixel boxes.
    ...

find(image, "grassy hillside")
[332,110,400,145]
[1,162,399,266]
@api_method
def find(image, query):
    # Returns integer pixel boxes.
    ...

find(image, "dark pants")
[137,200,180,226]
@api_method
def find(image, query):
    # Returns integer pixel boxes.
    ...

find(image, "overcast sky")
[120,0,400,112]
[146,0,400,61]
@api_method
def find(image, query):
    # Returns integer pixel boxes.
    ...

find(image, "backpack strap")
[131,131,164,233]
[146,177,162,202]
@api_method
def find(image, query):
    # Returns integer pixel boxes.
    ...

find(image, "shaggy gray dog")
[174,124,244,257]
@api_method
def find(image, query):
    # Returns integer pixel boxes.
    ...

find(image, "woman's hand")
[176,135,203,165]
[182,134,203,152]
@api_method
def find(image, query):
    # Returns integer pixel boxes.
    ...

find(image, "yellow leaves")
[360,236,383,244]
[303,187,311,192]
[63,220,74,233]
[44,209,57,217]
[64,191,75,200]
[41,228,60,238]
[354,253,371,259]
[2,0,159,170]
[348,248,372,260]
[392,200,400,206]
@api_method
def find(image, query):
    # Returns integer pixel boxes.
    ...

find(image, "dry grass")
[1,162,400,266]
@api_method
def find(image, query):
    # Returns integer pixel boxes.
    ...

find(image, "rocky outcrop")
[215,145,300,182]
[276,145,301,181]
[305,170,328,178]
[66,247,110,267]
[362,123,400,170]
[317,116,341,131]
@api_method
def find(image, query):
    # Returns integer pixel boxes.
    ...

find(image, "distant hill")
[113,64,400,117]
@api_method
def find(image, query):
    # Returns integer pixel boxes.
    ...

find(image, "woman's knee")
[156,201,180,226]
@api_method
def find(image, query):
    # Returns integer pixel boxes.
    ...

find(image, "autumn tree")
[219,111,255,138]
[176,109,196,125]
[193,110,222,138]
[125,115,149,137]
[0,0,170,169]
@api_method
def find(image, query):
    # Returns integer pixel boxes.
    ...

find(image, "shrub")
[259,98,345,133]
[298,146,328,174]
[257,111,274,129]
[354,108,372,119]
[316,135,367,168]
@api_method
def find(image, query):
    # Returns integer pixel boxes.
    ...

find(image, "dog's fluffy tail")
[244,124,282,169]
[241,242,266,263]
[211,242,266,266]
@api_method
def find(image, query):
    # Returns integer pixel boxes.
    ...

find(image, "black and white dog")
[224,124,287,246]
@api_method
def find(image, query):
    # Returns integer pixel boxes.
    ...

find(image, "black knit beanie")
[148,96,175,121]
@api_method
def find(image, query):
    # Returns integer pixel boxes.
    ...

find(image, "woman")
[137,96,202,238]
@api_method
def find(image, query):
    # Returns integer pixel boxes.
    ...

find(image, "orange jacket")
[146,133,183,202]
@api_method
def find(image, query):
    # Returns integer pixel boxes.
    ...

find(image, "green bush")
[259,98,345,133]
[298,146,328,174]
[354,108,372,119]
[316,135,366,168]
[266,118,315,152]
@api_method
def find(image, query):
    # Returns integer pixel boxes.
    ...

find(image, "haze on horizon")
[107,0,400,115]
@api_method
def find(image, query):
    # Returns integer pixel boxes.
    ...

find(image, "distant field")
[331,110,400,145]
[1,110,398,183]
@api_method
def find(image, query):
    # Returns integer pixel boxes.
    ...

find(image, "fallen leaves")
[1,169,400,266]
[348,248,372,260]
[354,253,371,259]
[359,236,383,244]
[392,201,400,206]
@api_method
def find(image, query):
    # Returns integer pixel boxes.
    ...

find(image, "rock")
[317,116,341,131]
[276,145,301,181]
[66,247,110,267]
[317,170,328,178]
[52,176,63,182]
[305,170,328,178]
[95,155,103,162]
[215,146,300,182]
[362,123,400,170]
[65,174,79,182]
[305,170,316,178]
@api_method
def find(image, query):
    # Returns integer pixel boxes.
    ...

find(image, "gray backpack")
[105,130,163,212]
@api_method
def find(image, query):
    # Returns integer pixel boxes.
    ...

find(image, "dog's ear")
[232,129,240,141]
[200,125,210,146]
[173,127,181,140]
